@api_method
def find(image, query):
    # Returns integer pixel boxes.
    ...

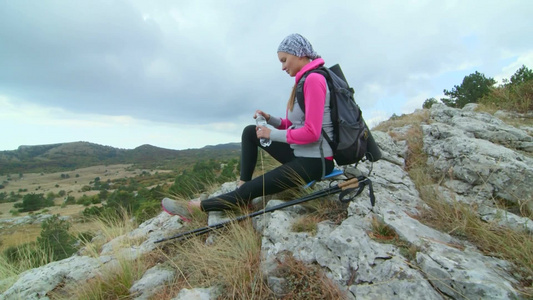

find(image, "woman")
[162,33,334,221]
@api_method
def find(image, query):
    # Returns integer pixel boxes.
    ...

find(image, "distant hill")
[0,142,241,174]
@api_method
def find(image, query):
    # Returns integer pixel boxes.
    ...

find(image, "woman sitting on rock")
[162,33,334,221]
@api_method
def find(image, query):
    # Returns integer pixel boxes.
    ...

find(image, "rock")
[1,255,101,300]
[173,287,220,300]
[0,214,70,227]
[130,264,175,300]
[371,131,406,166]
[423,105,533,212]
[417,243,519,299]
[478,205,533,233]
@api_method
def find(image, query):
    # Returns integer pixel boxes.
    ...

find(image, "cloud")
[494,51,533,84]
[0,95,242,150]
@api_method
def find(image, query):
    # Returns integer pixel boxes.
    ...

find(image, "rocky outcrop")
[0,214,70,228]
[1,213,186,299]
[2,104,531,299]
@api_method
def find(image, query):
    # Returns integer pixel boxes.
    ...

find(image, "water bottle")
[256,114,271,147]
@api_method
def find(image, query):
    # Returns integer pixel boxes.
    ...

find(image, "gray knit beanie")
[277,33,320,59]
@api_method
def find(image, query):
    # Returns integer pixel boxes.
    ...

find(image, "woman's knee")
[242,124,257,141]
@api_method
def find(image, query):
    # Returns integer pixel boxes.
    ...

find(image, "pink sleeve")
[277,116,292,129]
[286,73,327,144]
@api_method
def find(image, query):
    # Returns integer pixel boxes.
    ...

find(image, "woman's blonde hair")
[287,83,297,111]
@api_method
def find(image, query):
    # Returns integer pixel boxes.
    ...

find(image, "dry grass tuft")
[478,81,533,114]
[373,110,430,133]
[274,255,347,299]
[303,197,349,225]
[368,215,398,241]
[76,208,139,257]
[0,243,54,293]
[291,215,321,235]
[55,210,161,299]
[60,256,149,300]
[163,216,273,299]
[367,215,420,262]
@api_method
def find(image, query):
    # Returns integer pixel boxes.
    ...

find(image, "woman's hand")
[256,125,271,139]
[254,110,270,121]
[255,109,271,139]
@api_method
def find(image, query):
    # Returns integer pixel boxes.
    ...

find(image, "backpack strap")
[295,67,337,152]
[295,67,328,113]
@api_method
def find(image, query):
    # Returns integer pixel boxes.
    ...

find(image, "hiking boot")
[162,198,192,222]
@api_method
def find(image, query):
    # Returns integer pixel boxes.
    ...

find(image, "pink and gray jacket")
[268,58,334,159]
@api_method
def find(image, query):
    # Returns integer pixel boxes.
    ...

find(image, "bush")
[37,215,77,261]
[510,65,533,85]
[46,191,57,200]
[479,79,533,113]
[64,196,76,205]
[83,206,103,218]
[14,193,54,212]
[76,195,93,206]
[98,189,109,200]
[91,197,101,205]
[134,201,161,223]
[422,97,438,109]
[442,71,496,108]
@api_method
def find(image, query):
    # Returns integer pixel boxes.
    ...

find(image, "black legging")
[200,125,334,211]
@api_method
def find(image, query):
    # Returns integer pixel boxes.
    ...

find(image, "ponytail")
[286,83,297,111]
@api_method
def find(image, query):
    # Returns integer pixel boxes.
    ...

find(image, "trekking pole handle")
[338,177,359,190]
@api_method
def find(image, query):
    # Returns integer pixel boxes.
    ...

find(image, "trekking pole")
[154,177,362,244]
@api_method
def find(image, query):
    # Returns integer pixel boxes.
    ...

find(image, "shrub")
[442,71,496,108]
[37,215,77,261]
[134,201,160,223]
[510,65,533,85]
[14,193,54,212]
[77,195,93,206]
[64,196,76,205]
[46,191,57,200]
[479,80,533,113]
[422,97,438,109]
[83,206,103,218]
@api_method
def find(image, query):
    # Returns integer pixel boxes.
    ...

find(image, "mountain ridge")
[0,141,241,174]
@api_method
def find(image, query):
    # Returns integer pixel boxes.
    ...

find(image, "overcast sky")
[1,1,532,151]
